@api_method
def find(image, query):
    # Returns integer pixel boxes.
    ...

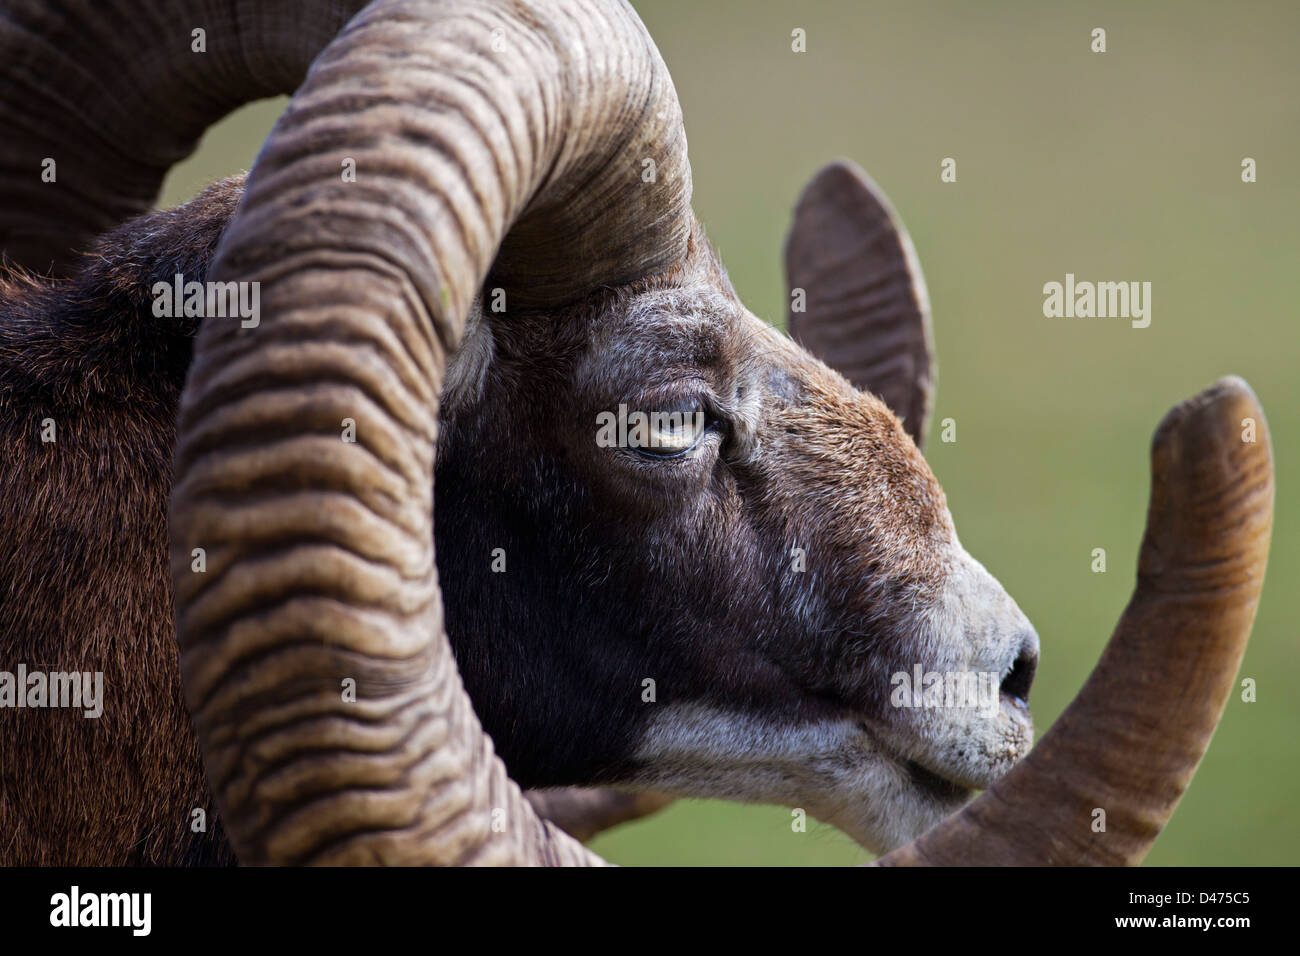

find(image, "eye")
[629,400,709,458]
[594,397,715,459]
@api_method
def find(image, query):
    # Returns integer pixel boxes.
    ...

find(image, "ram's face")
[436,224,1039,853]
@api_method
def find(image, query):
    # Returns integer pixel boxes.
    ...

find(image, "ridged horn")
[0,0,372,274]
[169,0,690,865]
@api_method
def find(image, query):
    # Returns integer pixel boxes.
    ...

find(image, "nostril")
[1000,637,1039,705]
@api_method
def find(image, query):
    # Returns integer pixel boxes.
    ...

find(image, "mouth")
[861,683,1036,802]
[903,757,970,801]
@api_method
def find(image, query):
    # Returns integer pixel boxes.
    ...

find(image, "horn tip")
[1152,375,1266,451]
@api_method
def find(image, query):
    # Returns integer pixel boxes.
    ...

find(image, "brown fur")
[0,180,244,865]
[0,174,962,863]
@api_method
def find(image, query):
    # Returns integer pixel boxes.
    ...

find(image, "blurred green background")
[160,0,1298,865]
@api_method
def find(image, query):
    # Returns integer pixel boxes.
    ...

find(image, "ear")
[784,159,935,447]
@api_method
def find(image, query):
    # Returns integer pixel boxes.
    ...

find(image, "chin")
[794,740,975,854]
[814,715,1033,854]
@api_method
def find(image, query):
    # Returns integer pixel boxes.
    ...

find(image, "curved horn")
[785,159,934,446]
[876,376,1273,865]
[169,0,690,865]
[0,0,372,275]
[527,789,674,844]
